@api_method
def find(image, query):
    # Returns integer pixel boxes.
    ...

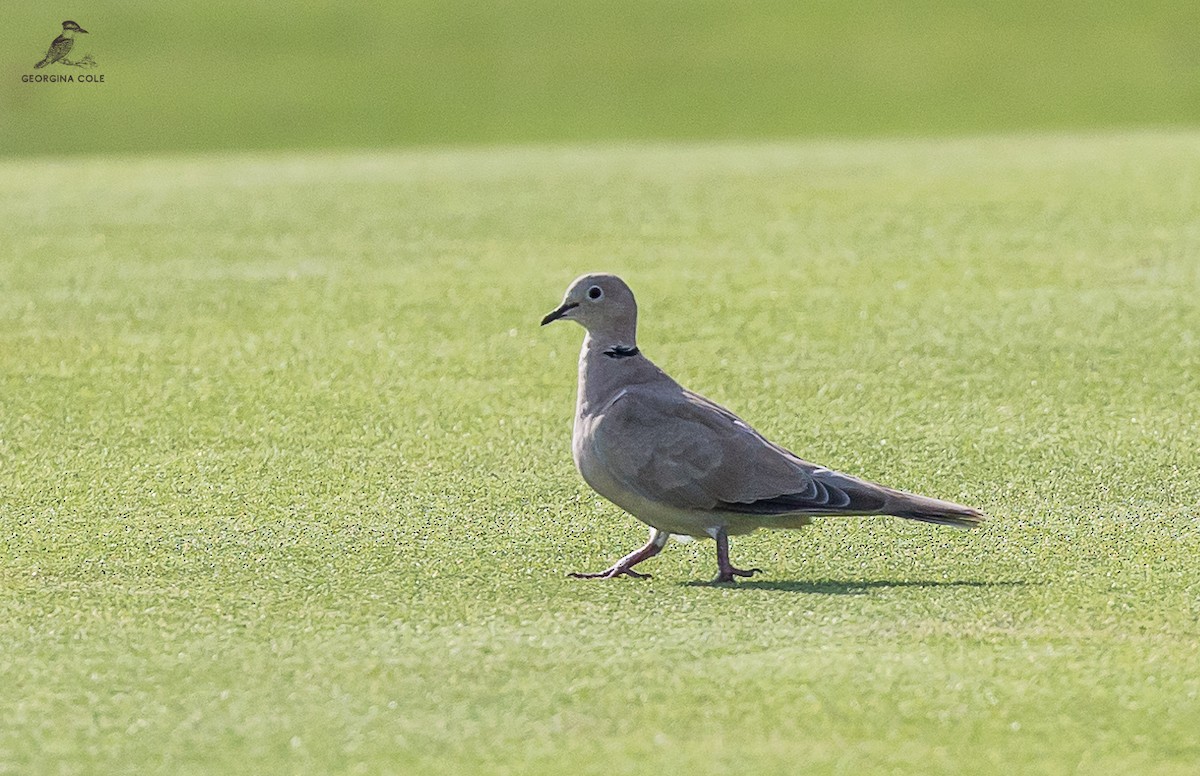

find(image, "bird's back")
[35,34,73,68]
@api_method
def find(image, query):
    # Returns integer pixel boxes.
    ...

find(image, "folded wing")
[589,386,888,516]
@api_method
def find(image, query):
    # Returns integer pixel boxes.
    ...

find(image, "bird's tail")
[882,489,985,528]
[34,58,50,68]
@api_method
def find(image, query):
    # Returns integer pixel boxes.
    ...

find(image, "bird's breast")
[571,408,713,537]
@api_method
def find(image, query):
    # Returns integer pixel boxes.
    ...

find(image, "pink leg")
[711,527,762,583]
[570,529,669,580]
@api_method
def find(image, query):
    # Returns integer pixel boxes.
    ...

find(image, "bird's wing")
[41,35,74,65]
[589,385,887,516]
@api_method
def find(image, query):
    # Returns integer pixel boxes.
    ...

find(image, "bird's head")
[62,21,88,33]
[541,273,638,342]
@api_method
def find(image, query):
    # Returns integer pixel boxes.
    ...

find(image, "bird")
[35,20,88,69]
[541,273,985,583]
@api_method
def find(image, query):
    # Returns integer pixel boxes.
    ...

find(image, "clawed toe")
[710,566,763,584]
[708,527,763,583]
[567,534,666,580]
[568,568,652,580]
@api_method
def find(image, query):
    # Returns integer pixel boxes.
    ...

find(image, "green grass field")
[2,132,1199,774]
[4,1,1200,156]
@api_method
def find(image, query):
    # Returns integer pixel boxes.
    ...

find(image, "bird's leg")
[710,527,763,583]
[569,528,669,580]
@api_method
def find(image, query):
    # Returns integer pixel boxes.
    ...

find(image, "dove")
[541,273,984,583]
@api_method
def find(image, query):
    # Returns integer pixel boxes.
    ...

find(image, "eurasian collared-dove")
[542,273,984,583]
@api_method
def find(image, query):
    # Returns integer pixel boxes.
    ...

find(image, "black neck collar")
[603,345,640,359]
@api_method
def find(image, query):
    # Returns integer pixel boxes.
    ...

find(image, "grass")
[4,1,1200,156]
[1,131,1199,774]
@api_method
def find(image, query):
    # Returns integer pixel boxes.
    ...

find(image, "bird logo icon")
[34,20,92,69]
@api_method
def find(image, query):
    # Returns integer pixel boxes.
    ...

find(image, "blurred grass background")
[4,0,1200,157]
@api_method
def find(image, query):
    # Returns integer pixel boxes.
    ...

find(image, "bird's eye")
[588,286,603,300]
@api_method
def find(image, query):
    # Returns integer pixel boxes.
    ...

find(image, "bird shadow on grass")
[682,579,1028,595]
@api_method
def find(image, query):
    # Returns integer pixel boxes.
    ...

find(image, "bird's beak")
[540,301,578,326]
[78,27,89,33]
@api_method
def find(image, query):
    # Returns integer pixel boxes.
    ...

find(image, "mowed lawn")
[1,133,1198,774]
[5,1,1200,156]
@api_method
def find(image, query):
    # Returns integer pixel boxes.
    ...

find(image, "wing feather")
[589,386,887,516]
[45,36,73,64]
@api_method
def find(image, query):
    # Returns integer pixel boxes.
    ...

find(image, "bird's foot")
[710,566,763,584]
[568,566,652,580]
[568,533,667,580]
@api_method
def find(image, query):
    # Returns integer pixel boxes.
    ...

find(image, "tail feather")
[883,490,986,529]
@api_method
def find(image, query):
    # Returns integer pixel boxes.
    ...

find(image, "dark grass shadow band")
[684,579,1029,594]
